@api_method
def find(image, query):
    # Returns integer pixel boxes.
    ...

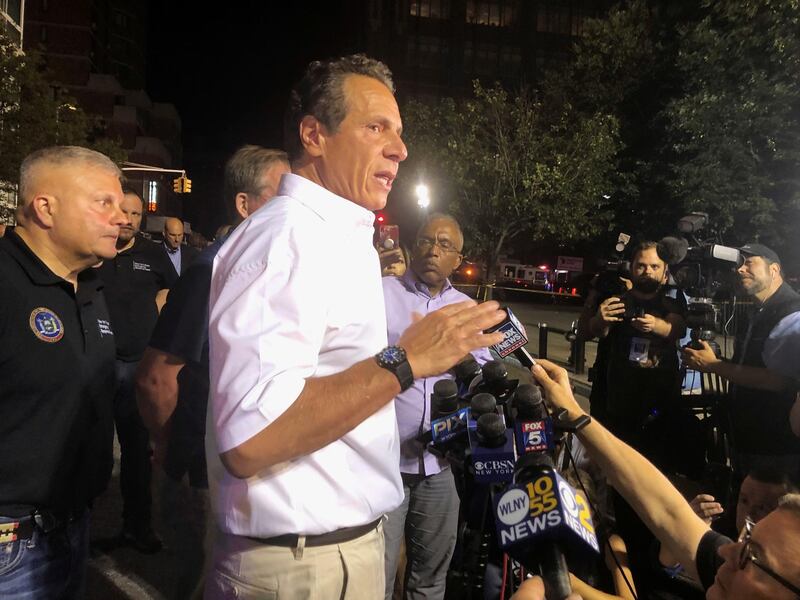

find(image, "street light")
[415,183,430,209]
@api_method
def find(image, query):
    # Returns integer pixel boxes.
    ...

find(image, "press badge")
[629,337,650,363]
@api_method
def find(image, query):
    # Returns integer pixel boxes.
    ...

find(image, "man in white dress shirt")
[205,54,506,599]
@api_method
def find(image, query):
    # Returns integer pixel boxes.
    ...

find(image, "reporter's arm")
[652,312,685,342]
[531,360,710,581]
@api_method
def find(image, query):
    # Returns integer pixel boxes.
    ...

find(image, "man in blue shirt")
[382,213,491,600]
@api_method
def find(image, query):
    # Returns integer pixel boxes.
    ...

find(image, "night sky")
[146,1,364,236]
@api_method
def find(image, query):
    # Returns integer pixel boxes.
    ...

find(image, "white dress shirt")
[208,173,402,537]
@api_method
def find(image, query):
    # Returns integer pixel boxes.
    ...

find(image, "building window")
[147,180,158,213]
[466,0,517,27]
[537,4,584,35]
[407,34,449,69]
[409,0,450,19]
[464,40,499,76]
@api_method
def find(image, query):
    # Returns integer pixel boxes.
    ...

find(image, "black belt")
[0,507,82,542]
[250,518,381,548]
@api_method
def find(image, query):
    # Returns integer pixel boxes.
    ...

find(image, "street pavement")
[85,300,592,598]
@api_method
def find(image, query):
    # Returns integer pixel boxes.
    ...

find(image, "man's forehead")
[342,75,401,122]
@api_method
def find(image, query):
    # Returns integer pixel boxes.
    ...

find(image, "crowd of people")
[0,52,799,600]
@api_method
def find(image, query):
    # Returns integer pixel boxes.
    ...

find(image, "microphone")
[468,360,518,404]
[486,307,536,368]
[431,379,458,420]
[493,453,600,600]
[454,355,481,397]
[659,236,689,265]
[468,394,515,483]
[513,384,555,457]
[419,379,468,448]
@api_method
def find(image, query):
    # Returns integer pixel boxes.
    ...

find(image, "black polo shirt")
[0,232,117,516]
[96,236,176,362]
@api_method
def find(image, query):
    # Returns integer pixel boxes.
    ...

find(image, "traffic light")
[182,177,192,193]
[173,177,182,193]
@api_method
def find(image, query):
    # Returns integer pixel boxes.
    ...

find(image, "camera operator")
[530,359,800,600]
[682,244,800,478]
[579,241,686,461]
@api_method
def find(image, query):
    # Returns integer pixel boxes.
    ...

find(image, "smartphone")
[378,225,400,251]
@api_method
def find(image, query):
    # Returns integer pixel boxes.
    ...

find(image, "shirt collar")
[2,230,104,294]
[400,268,453,298]
[278,173,376,231]
[163,242,179,254]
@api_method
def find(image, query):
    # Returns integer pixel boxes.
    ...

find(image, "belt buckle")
[0,521,20,544]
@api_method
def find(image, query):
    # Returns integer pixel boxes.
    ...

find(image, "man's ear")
[299,115,325,158]
[29,195,56,229]
[454,253,463,271]
[235,192,249,219]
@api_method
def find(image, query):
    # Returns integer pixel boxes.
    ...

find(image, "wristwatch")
[375,346,414,392]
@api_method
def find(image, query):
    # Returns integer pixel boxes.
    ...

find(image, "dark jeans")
[113,359,153,532]
[0,511,90,599]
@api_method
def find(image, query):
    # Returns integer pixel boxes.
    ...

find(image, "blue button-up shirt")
[383,270,492,475]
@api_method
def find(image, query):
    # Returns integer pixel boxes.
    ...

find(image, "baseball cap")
[738,243,781,264]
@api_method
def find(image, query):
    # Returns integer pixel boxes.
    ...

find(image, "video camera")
[666,212,742,343]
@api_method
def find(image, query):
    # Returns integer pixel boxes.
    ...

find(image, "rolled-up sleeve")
[763,311,800,381]
[208,219,328,453]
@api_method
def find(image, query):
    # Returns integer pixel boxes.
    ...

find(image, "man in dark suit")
[162,217,198,276]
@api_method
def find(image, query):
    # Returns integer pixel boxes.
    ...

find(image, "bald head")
[164,218,184,250]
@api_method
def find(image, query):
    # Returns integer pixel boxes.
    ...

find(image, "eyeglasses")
[737,517,800,596]
[415,237,462,255]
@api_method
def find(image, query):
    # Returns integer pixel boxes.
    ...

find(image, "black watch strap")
[375,346,415,392]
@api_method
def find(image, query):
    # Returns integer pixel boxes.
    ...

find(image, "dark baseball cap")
[738,243,781,264]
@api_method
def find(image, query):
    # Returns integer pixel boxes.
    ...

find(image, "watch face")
[381,346,405,365]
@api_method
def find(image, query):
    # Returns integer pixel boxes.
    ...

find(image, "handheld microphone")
[486,307,536,368]
[513,384,555,457]
[431,379,459,420]
[419,379,468,448]
[468,394,515,483]
[493,453,600,600]
[454,355,481,397]
[468,360,518,404]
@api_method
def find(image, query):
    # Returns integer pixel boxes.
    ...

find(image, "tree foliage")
[403,81,620,279]
[666,0,800,246]
[0,32,126,224]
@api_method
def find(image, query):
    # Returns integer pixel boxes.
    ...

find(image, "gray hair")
[20,146,121,201]
[283,54,395,162]
[223,145,288,205]
[416,212,464,251]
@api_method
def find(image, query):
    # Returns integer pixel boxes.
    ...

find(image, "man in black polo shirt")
[96,188,175,553]
[684,244,800,478]
[0,146,124,598]
[136,145,289,598]
[529,359,800,600]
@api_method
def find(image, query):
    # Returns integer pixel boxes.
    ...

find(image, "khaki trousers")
[205,523,385,600]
